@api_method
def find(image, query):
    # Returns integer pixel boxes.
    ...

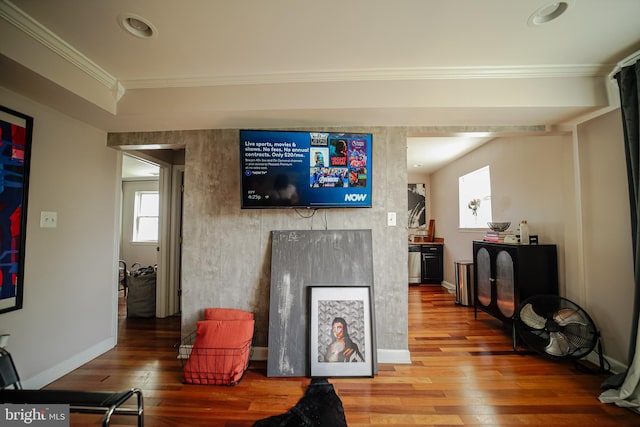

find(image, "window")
[459,166,492,228]
[133,191,159,242]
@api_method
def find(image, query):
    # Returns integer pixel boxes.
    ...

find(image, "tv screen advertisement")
[240,130,372,208]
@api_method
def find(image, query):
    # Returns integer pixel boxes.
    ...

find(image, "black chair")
[0,347,20,390]
[119,260,128,296]
[0,348,144,427]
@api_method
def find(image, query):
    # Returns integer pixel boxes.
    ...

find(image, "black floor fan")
[513,294,607,372]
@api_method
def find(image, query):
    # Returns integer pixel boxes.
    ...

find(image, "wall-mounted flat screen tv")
[240,130,372,209]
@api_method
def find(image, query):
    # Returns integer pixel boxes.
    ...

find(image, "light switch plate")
[387,211,396,226]
[40,211,57,228]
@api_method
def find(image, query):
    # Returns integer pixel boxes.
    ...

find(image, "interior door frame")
[169,165,184,315]
[120,151,177,318]
[156,160,171,317]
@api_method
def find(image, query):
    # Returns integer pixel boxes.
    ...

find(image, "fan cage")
[514,294,598,360]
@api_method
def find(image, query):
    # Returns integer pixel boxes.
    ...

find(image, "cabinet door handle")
[489,278,496,282]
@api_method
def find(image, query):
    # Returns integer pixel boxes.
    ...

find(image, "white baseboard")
[377,349,411,364]
[584,350,627,374]
[251,346,268,361]
[441,280,455,293]
[22,337,116,389]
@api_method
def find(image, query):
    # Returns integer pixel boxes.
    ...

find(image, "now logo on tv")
[344,193,367,202]
[344,194,367,202]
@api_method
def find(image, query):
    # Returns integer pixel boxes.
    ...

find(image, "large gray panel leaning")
[268,229,373,377]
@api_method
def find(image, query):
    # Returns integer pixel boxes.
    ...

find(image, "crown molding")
[122,64,610,90]
[608,49,640,79]
[0,0,611,97]
[0,0,123,100]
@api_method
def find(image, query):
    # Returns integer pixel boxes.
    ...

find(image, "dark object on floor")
[601,371,627,390]
[252,378,347,427]
[514,294,605,373]
[0,348,144,427]
[127,265,156,318]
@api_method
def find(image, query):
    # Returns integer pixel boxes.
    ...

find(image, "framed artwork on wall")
[0,106,33,315]
[309,286,374,377]
[408,183,426,228]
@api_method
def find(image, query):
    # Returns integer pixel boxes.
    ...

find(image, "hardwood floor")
[44,286,638,426]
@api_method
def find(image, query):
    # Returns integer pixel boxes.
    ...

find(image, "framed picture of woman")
[309,286,374,377]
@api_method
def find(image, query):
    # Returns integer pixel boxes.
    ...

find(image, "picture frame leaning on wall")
[309,286,374,378]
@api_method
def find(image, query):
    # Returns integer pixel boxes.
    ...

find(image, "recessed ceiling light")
[528,1,573,26]
[118,13,157,38]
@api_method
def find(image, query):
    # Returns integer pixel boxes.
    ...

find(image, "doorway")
[119,151,184,319]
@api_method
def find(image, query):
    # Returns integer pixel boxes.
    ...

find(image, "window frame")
[132,190,159,243]
[458,165,492,229]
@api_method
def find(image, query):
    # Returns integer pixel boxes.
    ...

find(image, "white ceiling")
[2,0,640,173]
[122,154,159,181]
[407,136,495,174]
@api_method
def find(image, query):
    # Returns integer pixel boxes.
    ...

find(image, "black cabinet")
[473,241,558,323]
[421,244,443,284]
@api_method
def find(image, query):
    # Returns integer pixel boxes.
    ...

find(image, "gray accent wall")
[108,127,410,353]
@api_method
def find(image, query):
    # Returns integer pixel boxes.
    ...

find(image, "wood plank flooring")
[43,286,639,426]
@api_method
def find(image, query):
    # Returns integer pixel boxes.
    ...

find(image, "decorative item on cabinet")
[487,221,511,232]
[519,220,530,245]
[427,219,435,242]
